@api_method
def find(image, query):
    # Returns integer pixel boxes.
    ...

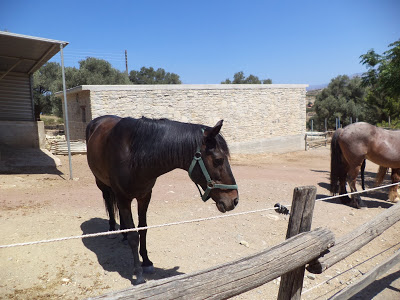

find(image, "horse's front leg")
[138,191,154,274]
[117,197,145,284]
[347,166,366,208]
[389,168,400,203]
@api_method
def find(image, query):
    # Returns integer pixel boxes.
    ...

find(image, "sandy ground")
[0,146,399,299]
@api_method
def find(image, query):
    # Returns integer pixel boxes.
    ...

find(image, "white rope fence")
[0,182,399,249]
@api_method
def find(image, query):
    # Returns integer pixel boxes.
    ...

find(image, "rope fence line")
[315,182,400,202]
[1,182,399,249]
[0,207,277,249]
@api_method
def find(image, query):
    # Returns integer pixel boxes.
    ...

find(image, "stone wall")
[57,84,308,153]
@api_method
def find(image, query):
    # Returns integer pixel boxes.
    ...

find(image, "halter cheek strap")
[188,147,238,202]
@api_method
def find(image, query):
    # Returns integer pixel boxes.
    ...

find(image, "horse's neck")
[139,128,198,175]
[162,130,199,173]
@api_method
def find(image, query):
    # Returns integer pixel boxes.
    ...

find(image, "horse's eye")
[213,158,224,167]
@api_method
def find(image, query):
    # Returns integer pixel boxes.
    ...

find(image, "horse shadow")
[316,194,393,209]
[315,170,394,209]
[80,218,185,285]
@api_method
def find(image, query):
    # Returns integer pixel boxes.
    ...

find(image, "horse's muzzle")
[216,195,238,213]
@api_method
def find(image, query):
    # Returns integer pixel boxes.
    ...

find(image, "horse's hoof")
[357,199,367,209]
[348,199,362,209]
[142,265,155,274]
[133,277,146,285]
[389,197,399,203]
[388,194,400,203]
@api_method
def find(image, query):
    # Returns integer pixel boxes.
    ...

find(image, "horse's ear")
[204,120,223,139]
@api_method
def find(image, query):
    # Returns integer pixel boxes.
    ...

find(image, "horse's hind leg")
[389,168,400,203]
[117,195,144,284]
[336,161,351,205]
[347,165,366,208]
[137,192,154,274]
[119,211,128,242]
[338,175,351,205]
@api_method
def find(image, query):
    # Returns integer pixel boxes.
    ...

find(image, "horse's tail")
[96,180,119,221]
[361,159,366,190]
[330,128,346,195]
[375,166,388,186]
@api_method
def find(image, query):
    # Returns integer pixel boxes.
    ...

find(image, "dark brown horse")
[330,122,400,208]
[86,115,239,284]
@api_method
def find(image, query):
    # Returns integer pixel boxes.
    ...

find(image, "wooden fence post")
[277,186,317,300]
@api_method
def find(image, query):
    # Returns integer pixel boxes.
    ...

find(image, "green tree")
[312,75,367,130]
[33,62,63,118]
[77,57,130,85]
[360,40,400,124]
[129,67,181,84]
[222,71,272,84]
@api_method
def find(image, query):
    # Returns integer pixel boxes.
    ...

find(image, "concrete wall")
[58,84,308,153]
[0,121,45,148]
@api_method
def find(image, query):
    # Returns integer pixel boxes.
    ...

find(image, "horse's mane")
[119,117,230,169]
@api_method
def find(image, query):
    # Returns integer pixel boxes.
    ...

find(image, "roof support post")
[60,43,73,180]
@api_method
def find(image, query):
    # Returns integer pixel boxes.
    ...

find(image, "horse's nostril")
[234,198,239,206]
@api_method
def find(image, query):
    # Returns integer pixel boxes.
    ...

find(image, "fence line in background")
[1,181,399,249]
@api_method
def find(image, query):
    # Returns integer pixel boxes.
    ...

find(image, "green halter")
[188,146,238,202]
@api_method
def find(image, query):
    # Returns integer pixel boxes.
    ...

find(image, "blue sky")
[1,0,399,86]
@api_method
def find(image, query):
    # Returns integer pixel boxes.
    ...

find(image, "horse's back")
[340,122,400,167]
[338,122,377,147]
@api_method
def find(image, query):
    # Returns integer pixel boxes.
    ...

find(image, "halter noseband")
[188,146,238,202]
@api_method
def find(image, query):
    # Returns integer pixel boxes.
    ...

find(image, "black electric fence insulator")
[274,203,289,215]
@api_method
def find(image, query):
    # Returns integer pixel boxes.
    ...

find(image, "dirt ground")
[0,146,399,299]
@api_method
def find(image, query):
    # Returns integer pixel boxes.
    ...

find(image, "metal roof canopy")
[0,31,73,179]
[0,31,69,78]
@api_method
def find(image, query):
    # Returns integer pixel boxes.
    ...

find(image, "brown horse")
[86,115,239,284]
[375,166,400,203]
[330,122,400,208]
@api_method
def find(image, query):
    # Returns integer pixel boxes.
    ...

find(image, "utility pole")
[125,50,128,74]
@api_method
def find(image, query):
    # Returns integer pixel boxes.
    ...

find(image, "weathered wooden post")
[277,186,317,300]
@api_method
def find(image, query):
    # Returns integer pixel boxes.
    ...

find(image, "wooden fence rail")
[91,227,334,300]
[307,202,400,274]
[304,132,330,151]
